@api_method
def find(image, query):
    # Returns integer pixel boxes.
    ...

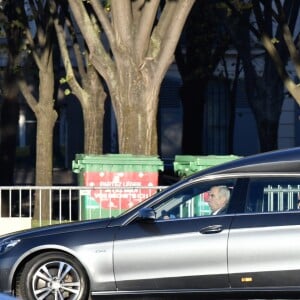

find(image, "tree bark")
[18,0,57,220]
[111,65,160,154]
[82,96,105,154]
[35,109,57,220]
[68,0,195,155]
[53,6,106,154]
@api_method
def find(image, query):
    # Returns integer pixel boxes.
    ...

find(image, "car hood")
[0,218,112,241]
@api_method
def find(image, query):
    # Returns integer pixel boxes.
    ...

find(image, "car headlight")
[0,239,20,254]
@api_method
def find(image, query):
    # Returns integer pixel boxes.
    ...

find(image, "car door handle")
[200,225,223,234]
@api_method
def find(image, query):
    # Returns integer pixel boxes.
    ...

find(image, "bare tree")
[0,0,24,216]
[253,0,300,104]
[225,0,300,152]
[176,1,231,155]
[68,0,195,155]
[18,0,58,220]
[52,0,106,154]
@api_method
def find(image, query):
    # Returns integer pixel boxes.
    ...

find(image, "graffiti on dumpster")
[83,171,159,209]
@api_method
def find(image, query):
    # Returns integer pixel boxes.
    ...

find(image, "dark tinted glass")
[245,178,300,213]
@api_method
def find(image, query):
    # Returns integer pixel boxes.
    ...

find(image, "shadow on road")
[91,295,300,300]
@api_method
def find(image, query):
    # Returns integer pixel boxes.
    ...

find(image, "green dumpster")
[72,154,164,220]
[173,155,198,177]
[174,154,241,177]
[173,154,241,216]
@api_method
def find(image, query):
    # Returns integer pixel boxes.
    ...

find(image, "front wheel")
[16,251,90,300]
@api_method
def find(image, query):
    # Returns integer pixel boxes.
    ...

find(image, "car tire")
[16,251,90,300]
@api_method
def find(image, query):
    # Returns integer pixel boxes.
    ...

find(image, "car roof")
[187,147,300,179]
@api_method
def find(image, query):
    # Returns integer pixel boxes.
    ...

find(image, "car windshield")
[117,185,169,217]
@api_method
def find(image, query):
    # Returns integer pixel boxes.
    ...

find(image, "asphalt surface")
[91,296,299,300]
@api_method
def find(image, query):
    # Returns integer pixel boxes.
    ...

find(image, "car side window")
[245,178,300,213]
[153,179,236,220]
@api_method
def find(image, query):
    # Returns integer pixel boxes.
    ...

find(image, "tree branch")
[18,79,38,114]
[261,34,300,100]
[132,0,144,25]
[89,0,115,52]
[53,16,86,103]
[24,27,42,69]
[64,11,87,81]
[154,0,177,40]
[68,0,115,83]
[134,0,160,65]
[282,23,300,79]
[273,0,300,78]
[110,0,133,50]
[155,0,195,81]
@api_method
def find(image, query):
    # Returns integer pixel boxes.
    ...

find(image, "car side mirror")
[137,207,156,222]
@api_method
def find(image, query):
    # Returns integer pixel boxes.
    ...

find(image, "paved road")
[92,296,299,300]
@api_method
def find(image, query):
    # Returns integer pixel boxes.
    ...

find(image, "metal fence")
[263,185,300,212]
[0,186,167,228]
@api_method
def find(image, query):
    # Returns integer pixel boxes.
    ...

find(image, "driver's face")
[206,186,226,213]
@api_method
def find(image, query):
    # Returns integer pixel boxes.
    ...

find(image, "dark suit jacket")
[213,205,228,215]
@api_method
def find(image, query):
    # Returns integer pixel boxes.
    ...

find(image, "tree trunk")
[34,109,57,220]
[228,9,284,153]
[113,82,159,155]
[13,1,58,221]
[250,77,284,152]
[82,67,106,154]
[32,54,57,221]
[67,0,195,156]
[118,106,158,155]
[82,101,105,154]
[256,119,279,152]
[175,1,230,155]
[0,0,23,215]
[0,94,19,185]
[0,91,19,217]
[180,80,206,155]
[0,46,20,188]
